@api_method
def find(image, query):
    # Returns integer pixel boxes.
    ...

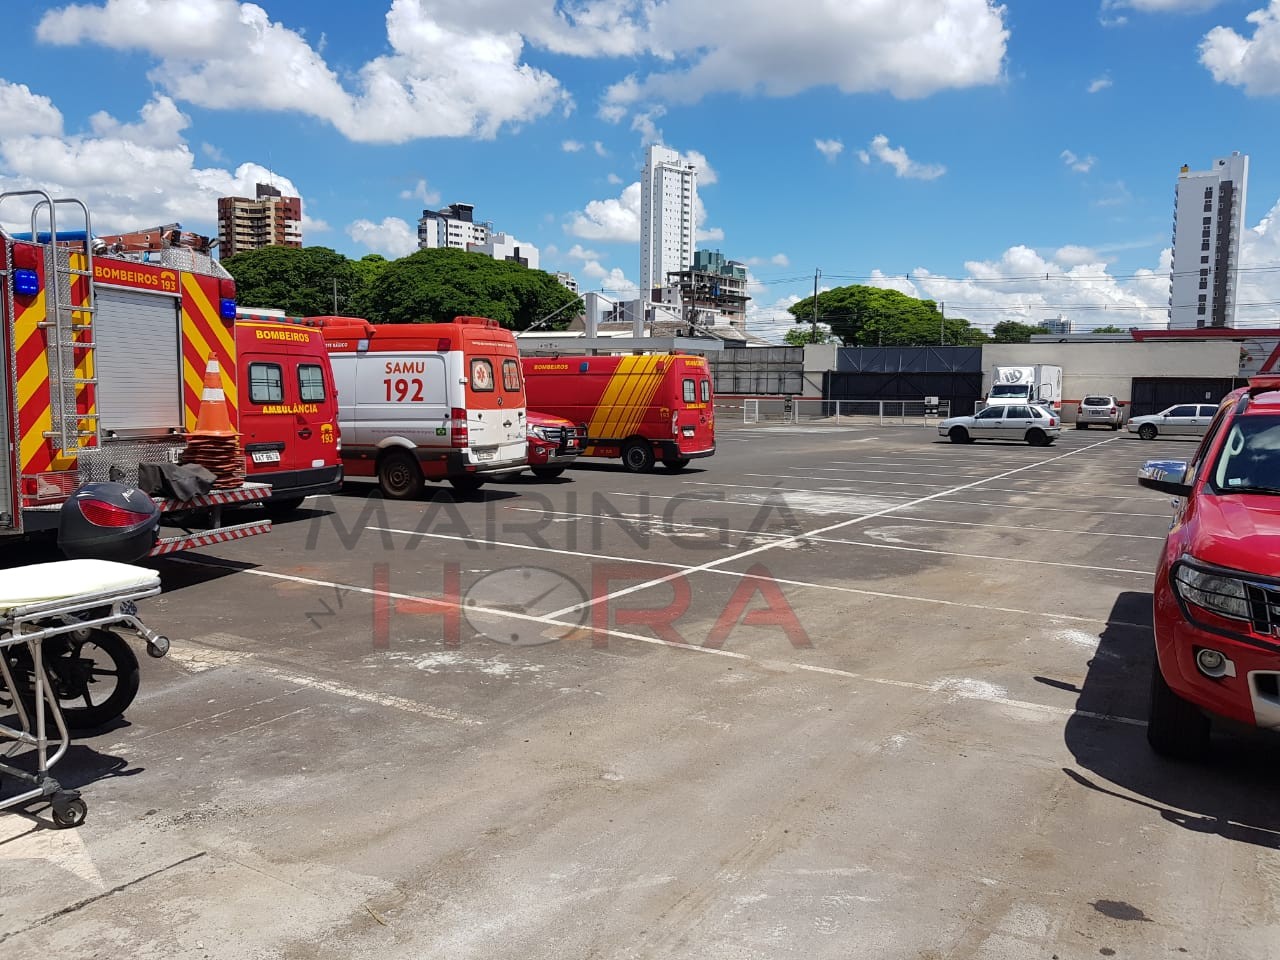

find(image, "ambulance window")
[470,358,495,392]
[683,379,696,403]
[248,363,284,404]
[298,364,326,402]
[700,380,710,403]
[502,359,521,392]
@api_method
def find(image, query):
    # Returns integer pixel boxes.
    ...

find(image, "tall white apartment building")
[640,145,697,299]
[418,203,490,250]
[1169,153,1248,329]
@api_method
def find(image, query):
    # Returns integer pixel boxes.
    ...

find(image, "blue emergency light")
[12,268,39,296]
[219,297,237,320]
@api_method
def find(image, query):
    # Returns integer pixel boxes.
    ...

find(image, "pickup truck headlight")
[1172,561,1251,621]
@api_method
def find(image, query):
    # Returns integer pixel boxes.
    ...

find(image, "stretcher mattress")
[0,560,159,610]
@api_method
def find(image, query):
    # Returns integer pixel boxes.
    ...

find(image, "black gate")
[824,371,984,416]
[1130,378,1246,417]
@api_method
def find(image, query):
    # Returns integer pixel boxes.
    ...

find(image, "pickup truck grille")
[1244,582,1280,636]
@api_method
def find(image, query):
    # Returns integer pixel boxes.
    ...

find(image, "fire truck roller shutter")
[95,287,182,436]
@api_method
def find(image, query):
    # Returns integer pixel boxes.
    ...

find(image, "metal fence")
[739,397,951,426]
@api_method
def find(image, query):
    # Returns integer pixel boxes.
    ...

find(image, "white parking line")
[546,437,1124,618]
[744,472,1164,502]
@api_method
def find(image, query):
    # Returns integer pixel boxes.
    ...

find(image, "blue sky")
[2,0,1278,341]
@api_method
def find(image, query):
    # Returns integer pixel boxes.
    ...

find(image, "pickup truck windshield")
[990,384,1031,398]
[1210,414,1280,495]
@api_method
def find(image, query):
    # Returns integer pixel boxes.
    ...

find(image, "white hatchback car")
[1126,403,1218,441]
[938,404,1061,446]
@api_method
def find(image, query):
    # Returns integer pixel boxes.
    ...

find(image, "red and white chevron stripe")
[149,520,273,556]
[154,482,271,512]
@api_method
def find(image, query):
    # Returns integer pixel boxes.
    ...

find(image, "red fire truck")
[521,353,716,472]
[0,189,272,553]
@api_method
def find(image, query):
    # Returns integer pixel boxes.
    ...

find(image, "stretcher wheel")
[51,797,87,829]
[147,635,170,659]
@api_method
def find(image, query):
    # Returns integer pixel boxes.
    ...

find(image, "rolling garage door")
[95,287,182,435]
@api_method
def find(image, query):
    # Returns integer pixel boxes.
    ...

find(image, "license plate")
[682,426,696,437]
[474,449,496,462]
[251,450,281,464]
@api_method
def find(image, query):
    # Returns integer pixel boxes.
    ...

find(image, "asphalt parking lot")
[3,423,1279,959]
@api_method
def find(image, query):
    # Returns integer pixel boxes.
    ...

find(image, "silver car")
[1126,403,1218,441]
[939,404,1061,446]
[1076,394,1123,430]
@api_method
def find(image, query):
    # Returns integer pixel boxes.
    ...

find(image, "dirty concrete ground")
[2,424,1278,959]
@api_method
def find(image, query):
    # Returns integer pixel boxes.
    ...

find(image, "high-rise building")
[663,249,750,328]
[417,203,490,251]
[640,145,697,299]
[554,272,579,295]
[469,232,539,270]
[216,183,302,258]
[1169,153,1248,329]
[1042,316,1071,335]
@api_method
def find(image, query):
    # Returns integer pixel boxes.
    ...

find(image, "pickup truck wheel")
[531,467,566,479]
[622,439,656,473]
[1138,423,1158,441]
[449,476,486,496]
[1147,656,1210,760]
[948,426,970,444]
[378,451,423,500]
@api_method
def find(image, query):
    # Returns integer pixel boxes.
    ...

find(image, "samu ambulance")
[520,353,715,472]
[234,313,343,515]
[315,316,527,498]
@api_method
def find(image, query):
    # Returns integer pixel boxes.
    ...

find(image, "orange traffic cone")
[192,357,237,436]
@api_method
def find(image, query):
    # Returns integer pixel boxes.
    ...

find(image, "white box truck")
[984,365,1063,412]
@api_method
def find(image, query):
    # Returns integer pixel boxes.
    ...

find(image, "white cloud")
[1053,245,1103,267]
[593,140,608,156]
[1088,74,1113,93]
[697,226,725,242]
[862,134,946,180]
[0,87,309,235]
[200,141,227,163]
[1201,1,1280,95]
[302,212,332,233]
[606,172,623,184]
[0,80,63,138]
[346,216,420,258]
[600,0,1008,116]
[744,253,792,268]
[562,139,585,152]
[567,181,641,242]
[581,262,638,297]
[399,178,441,205]
[684,149,717,184]
[815,138,844,162]
[748,293,805,343]
[1099,15,1129,26]
[1061,149,1096,173]
[37,0,568,143]
[567,243,602,260]
[630,107,665,144]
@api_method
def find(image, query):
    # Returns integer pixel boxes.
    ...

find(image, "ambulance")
[520,354,716,472]
[234,313,343,515]
[0,188,273,554]
[315,316,527,497]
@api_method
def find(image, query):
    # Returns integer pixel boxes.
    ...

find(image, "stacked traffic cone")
[180,357,245,489]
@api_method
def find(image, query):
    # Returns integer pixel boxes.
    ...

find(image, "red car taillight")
[450,407,469,448]
[1077,405,1083,414]
[79,498,153,527]
[1110,407,1117,415]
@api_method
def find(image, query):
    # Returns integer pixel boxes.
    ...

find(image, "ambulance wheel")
[449,476,486,496]
[378,451,424,500]
[622,440,656,473]
[531,467,566,480]
[264,497,304,518]
[662,458,691,472]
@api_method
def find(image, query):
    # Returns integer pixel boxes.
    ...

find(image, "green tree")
[358,248,580,329]
[784,326,838,346]
[222,246,363,316]
[990,320,1050,343]
[787,284,986,346]
[1089,324,1126,334]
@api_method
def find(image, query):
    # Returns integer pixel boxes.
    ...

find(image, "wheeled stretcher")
[0,560,168,827]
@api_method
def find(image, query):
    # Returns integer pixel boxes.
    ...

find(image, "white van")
[316,315,527,497]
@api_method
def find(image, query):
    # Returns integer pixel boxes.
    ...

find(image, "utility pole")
[332,278,339,313]
[811,268,821,343]
[939,300,945,346]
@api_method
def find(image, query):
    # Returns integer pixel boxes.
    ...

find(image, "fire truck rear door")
[0,311,12,530]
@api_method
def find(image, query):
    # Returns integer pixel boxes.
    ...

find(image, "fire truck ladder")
[30,194,98,459]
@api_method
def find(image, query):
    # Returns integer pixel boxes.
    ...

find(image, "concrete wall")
[981,341,1241,408]
[802,344,839,397]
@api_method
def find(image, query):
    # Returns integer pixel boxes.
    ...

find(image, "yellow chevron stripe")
[619,361,668,438]
[607,356,663,439]
[599,356,650,439]
[587,357,638,438]
[181,273,234,357]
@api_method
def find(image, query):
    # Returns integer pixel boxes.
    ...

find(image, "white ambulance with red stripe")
[314,316,527,497]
